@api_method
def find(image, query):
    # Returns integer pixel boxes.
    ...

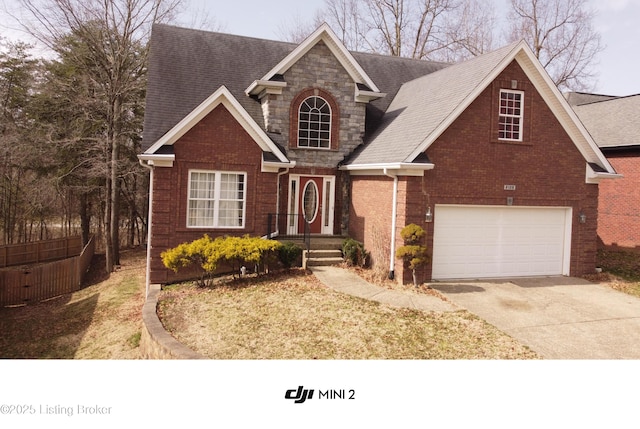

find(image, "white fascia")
[341,162,434,176]
[586,164,623,184]
[245,23,381,96]
[245,80,288,99]
[355,84,386,103]
[512,47,617,176]
[262,159,297,173]
[137,153,175,167]
[143,85,289,164]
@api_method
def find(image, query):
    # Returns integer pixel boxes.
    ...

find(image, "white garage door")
[432,205,572,280]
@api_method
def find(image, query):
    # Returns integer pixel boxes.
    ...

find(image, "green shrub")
[342,238,369,267]
[278,241,302,268]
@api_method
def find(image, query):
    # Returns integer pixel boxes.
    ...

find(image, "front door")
[288,175,335,235]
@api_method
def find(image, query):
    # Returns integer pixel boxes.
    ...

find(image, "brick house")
[570,94,640,248]
[139,24,617,285]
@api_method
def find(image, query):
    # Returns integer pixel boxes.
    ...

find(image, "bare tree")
[505,0,603,91]
[277,10,325,44]
[442,0,497,61]
[285,0,494,62]
[12,0,181,273]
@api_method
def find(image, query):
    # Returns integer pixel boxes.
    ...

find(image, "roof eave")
[142,85,290,164]
[245,80,288,98]
[256,23,382,94]
[340,162,434,176]
[261,159,297,173]
[137,153,175,167]
[586,164,622,184]
[355,85,387,103]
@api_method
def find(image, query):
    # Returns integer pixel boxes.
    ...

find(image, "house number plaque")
[504,185,516,191]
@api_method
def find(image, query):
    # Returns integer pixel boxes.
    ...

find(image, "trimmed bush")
[342,238,369,267]
[161,235,282,286]
[395,224,429,286]
[278,241,302,268]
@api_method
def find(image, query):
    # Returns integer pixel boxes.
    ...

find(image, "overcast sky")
[2,0,639,96]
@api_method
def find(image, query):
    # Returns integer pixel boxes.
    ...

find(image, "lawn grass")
[157,270,540,360]
[0,249,146,359]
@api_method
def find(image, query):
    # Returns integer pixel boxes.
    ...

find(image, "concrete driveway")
[430,277,640,359]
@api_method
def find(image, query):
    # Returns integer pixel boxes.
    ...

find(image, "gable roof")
[343,40,617,178]
[246,23,383,98]
[565,92,619,106]
[140,86,293,170]
[572,94,640,149]
[141,24,447,152]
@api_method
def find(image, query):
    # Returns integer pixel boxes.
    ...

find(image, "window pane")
[498,90,523,141]
[298,96,331,149]
[188,171,245,228]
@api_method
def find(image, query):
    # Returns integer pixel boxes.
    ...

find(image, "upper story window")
[187,170,246,228]
[298,96,331,149]
[498,89,524,141]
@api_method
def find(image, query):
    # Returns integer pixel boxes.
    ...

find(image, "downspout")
[139,159,154,298]
[384,168,399,280]
[274,168,290,237]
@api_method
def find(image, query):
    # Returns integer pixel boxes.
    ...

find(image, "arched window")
[298,96,331,149]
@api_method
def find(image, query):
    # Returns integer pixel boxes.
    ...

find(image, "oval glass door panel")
[303,181,319,222]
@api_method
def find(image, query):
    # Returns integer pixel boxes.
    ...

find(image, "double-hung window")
[498,89,524,141]
[187,170,246,228]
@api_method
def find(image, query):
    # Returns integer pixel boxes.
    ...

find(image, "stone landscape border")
[140,283,205,359]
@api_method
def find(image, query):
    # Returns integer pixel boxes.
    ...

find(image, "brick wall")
[598,152,640,248]
[350,175,395,269]
[351,60,601,284]
[149,104,280,284]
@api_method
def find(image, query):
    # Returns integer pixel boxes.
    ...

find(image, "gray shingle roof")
[573,94,640,148]
[345,42,521,165]
[564,92,619,106]
[141,24,448,152]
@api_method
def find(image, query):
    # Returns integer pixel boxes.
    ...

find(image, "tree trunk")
[80,193,91,246]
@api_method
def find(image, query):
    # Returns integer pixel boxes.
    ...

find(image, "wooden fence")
[0,236,83,268]
[0,237,95,307]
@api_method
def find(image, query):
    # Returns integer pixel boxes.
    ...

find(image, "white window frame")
[187,170,247,229]
[298,96,332,149]
[498,89,524,142]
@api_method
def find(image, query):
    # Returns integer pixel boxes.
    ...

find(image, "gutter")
[383,168,399,280]
[139,159,154,298]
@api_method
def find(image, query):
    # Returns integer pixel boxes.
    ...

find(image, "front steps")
[278,236,345,268]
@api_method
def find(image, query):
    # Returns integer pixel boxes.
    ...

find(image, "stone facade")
[260,41,367,168]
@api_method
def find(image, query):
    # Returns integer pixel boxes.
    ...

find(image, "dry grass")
[0,249,146,359]
[157,270,539,360]
[584,248,640,298]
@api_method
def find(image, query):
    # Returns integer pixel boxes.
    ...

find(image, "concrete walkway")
[311,267,640,359]
[310,266,456,312]
[430,277,640,359]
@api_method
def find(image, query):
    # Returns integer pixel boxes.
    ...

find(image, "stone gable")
[260,41,367,167]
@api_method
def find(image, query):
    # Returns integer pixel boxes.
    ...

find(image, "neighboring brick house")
[571,94,640,248]
[139,23,617,285]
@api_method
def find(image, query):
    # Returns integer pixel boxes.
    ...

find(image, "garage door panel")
[432,206,570,280]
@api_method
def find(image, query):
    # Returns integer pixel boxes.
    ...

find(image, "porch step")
[277,236,345,267]
[306,257,344,267]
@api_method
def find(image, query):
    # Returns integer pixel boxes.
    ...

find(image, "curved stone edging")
[140,283,205,359]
